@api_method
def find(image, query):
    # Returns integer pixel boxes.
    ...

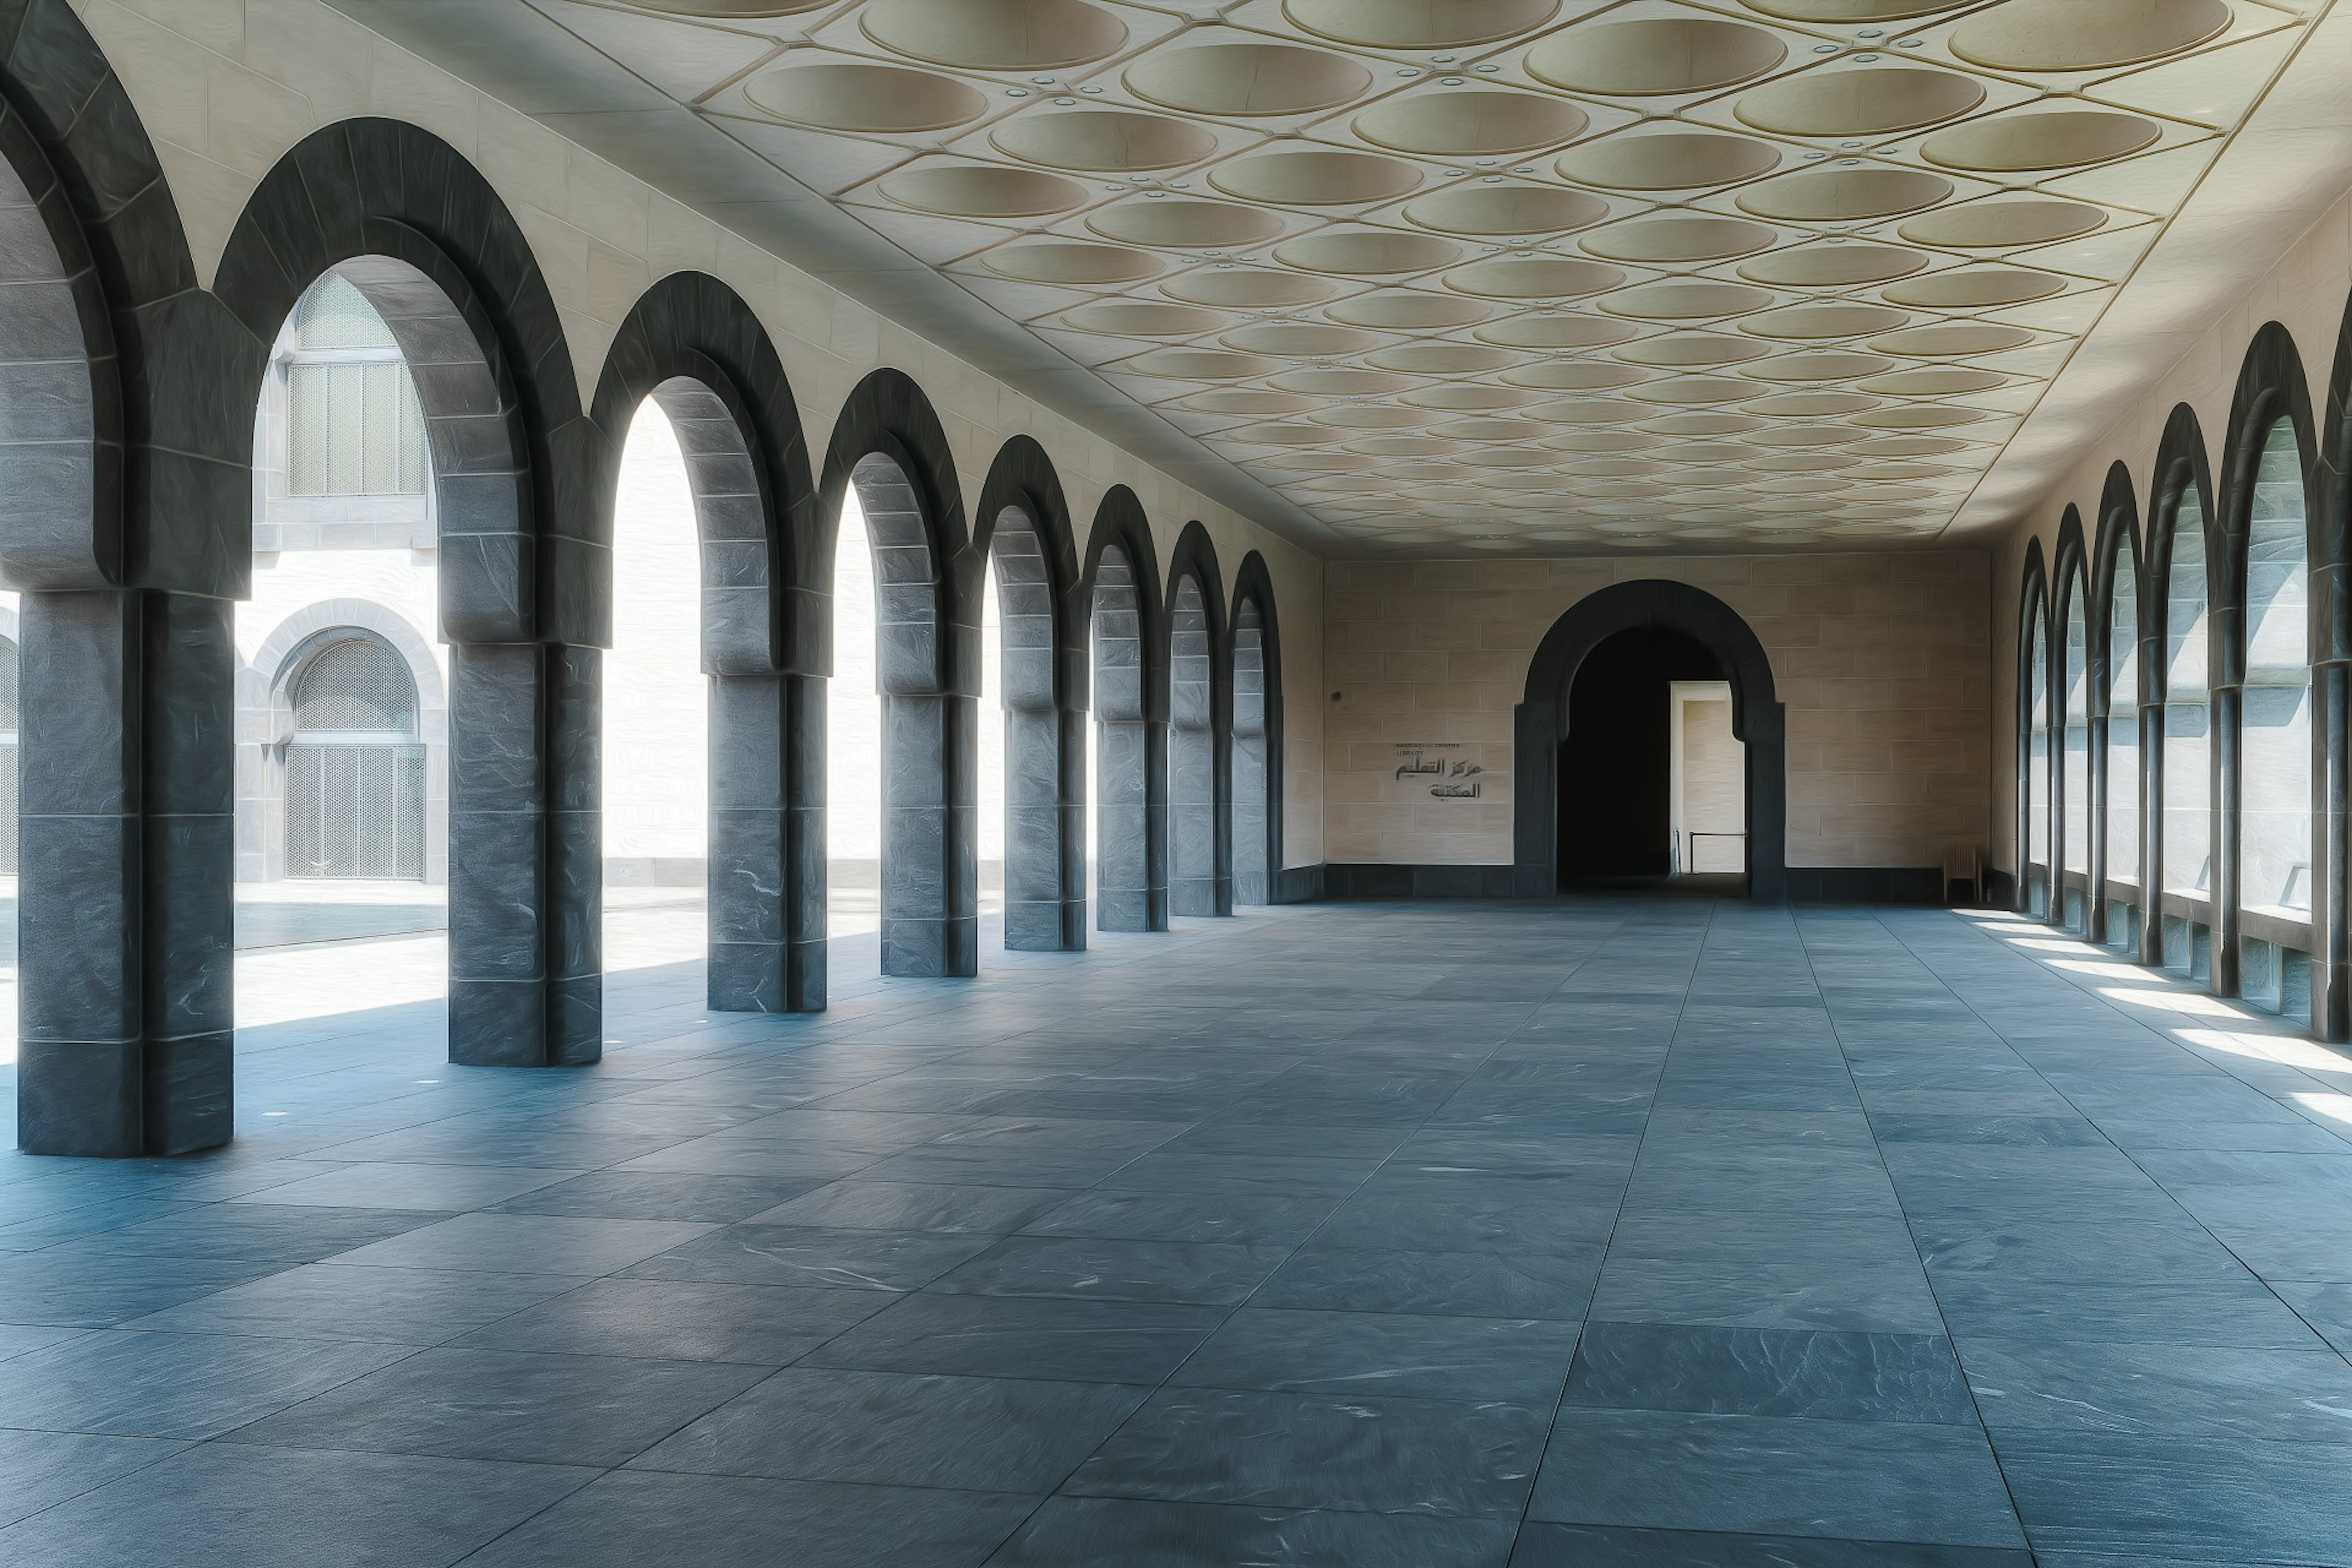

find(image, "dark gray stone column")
[2086,701,2109,946]
[1096,715,1163,932]
[709,670,788,1011]
[786,671,827,1008]
[881,691,966,976]
[1232,641,1270,907]
[1003,704,1068,949]
[447,641,548,1065]
[2140,701,2166,966]
[1168,614,1221,918]
[15,590,142,1155]
[2212,680,2242,996]
[2316,660,2347,1037]
[141,591,235,1150]
[548,644,600,1065]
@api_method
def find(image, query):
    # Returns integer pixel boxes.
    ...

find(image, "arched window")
[2241,420,2311,914]
[0,636,18,877]
[2024,598,2050,912]
[1232,600,1270,906]
[2163,489,2211,905]
[2105,537,2140,900]
[281,275,428,497]
[284,633,426,880]
[2060,564,2090,925]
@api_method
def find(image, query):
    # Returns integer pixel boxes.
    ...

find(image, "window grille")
[284,636,426,880]
[283,275,428,497]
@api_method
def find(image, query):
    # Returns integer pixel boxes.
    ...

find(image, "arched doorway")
[1513,581,1787,900]
[1557,627,1735,884]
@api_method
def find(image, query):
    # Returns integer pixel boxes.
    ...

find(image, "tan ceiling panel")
[859,0,1131,68]
[1124,42,1373,117]
[530,0,2333,552]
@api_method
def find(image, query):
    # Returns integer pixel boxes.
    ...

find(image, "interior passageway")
[2,897,2349,1564]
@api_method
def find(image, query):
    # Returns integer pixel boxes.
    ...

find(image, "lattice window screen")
[287,362,427,496]
[285,635,426,880]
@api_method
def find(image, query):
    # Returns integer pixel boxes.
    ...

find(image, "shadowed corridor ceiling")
[353,0,2345,554]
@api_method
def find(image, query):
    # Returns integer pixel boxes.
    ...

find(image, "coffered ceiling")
[364,0,2339,554]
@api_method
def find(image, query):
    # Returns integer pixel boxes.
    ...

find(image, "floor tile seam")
[1880,913,2352,1374]
[1001,921,1628,1535]
[1501,899,1711,1546]
[0,1428,202,1540]
[1800,908,2036,1544]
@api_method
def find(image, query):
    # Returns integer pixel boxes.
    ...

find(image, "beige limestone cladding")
[1324,552,1992,871]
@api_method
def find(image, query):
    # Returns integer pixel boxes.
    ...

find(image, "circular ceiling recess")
[1735,66,1985,137]
[745,62,987,133]
[876,164,1087,218]
[1601,281,1776,320]
[1746,390,1877,417]
[1948,0,2232,72]
[1736,0,1972,20]
[1162,268,1338,307]
[1125,42,1373,117]
[1745,450,1857,470]
[1526,398,1650,424]
[633,1,834,14]
[1739,244,1929,287]
[1061,301,1228,336]
[1328,292,1491,330]
[1181,388,1312,414]
[1087,199,1285,249]
[1434,417,1539,441]
[1348,435,1464,455]
[1404,185,1610,238]
[1354,90,1588,157]
[1210,149,1422,206]
[1921,110,2162,173]
[1528,17,1787,97]
[1898,198,2107,247]
[1258,450,1364,470]
[1883,268,2064,308]
[984,241,1162,284]
[1742,303,1910,339]
[1858,366,2006,395]
[1851,434,1969,456]
[1284,0,1560,49]
[1125,347,1280,380]
[1504,361,1649,390]
[990,110,1217,172]
[1542,429,1662,452]
[1455,447,1558,469]
[1631,377,1756,404]
[1221,323,1385,356]
[1646,411,1762,435]
[1736,167,1951,222]
[1744,349,1895,380]
[1368,342,1518,374]
[1582,216,1778,263]
[1872,322,2035,355]
[1444,256,1625,299]
[1242,423,1340,446]
[1401,385,1540,409]
[1476,314,1640,349]
[1277,229,1463,274]
[1615,334,1771,367]
[1852,404,1985,428]
[1555,130,1782,190]
[1313,404,1438,426]
[1270,367,1414,395]
[1746,423,1863,447]
[861,0,1128,69]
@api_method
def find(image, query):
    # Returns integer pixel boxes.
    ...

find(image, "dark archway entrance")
[1515,581,1787,901]
[1558,627,1730,883]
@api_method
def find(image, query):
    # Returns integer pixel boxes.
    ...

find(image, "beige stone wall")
[1325,552,1992,870]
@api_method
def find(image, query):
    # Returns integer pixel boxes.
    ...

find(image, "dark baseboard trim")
[1304,862,1966,905]
[1272,865,1325,905]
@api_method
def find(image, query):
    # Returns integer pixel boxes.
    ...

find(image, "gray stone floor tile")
[930,1235,1290,1305]
[798,1290,1224,1382]
[488,1171,831,1222]
[742,1179,1076,1234]
[1017,1187,1343,1246]
[461,1469,1038,1568]
[0,1441,594,1567]
[0,1252,293,1327]
[1508,1523,2034,1568]
[633,1366,1148,1491]
[226,1345,767,1466]
[1171,1307,1581,1403]
[0,1427,190,1527]
[1253,1243,1601,1321]
[321,1212,718,1276]
[226,1163,584,1212]
[118,1262,575,1344]
[1528,1408,2025,1547]
[454,1277,893,1364]
[616,1223,997,1290]
[1958,1336,2352,1444]
[1065,1386,1550,1518]
[0,1328,410,1439]
[1564,1322,1977,1425]
[1994,1431,2352,1561]
[38,1203,448,1263]
[990,1495,1517,1566]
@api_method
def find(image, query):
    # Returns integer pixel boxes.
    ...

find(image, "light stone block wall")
[77,0,1325,873]
[1325,552,1991,871]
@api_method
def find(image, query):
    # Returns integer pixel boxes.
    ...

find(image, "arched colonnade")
[0,27,1290,1156]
